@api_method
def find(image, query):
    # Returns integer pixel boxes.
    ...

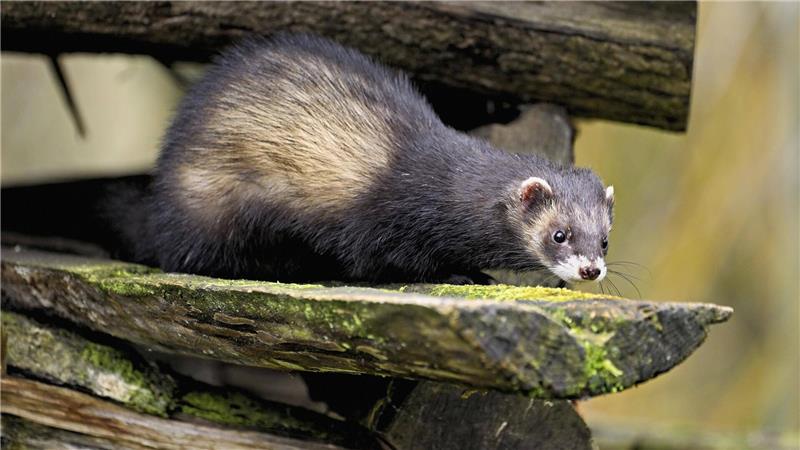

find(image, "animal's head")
[515,172,614,283]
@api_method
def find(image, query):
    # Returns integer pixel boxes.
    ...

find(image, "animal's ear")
[519,177,553,206]
[605,185,615,206]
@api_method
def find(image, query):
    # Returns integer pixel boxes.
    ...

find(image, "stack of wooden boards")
[0,2,726,449]
[1,248,731,449]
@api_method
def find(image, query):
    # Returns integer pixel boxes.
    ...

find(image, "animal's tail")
[100,178,155,265]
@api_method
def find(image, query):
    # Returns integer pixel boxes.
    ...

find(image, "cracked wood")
[1,247,732,398]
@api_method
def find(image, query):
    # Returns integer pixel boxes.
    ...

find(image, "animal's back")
[137,35,441,279]
[113,35,614,284]
[160,35,435,220]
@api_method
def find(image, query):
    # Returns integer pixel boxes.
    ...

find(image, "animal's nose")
[579,266,600,280]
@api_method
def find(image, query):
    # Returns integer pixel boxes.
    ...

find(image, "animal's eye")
[601,237,609,249]
[553,230,566,244]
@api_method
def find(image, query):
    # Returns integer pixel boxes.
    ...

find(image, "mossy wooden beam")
[0,1,695,130]
[1,311,378,449]
[0,248,732,398]
[2,311,176,417]
[0,377,347,450]
[0,309,589,449]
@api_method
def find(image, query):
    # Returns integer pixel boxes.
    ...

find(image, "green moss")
[80,343,175,416]
[72,266,381,342]
[542,307,626,395]
[4,312,174,416]
[410,284,618,302]
[546,304,628,396]
[130,276,388,344]
[580,341,624,394]
[150,273,325,291]
[180,391,323,436]
[5,250,734,402]
[96,279,156,297]
[70,263,160,297]
[72,265,628,398]
[547,308,573,327]
[70,264,325,298]
[182,391,251,426]
[70,263,160,279]
[526,385,548,398]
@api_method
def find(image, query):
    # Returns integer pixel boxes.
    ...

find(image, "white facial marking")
[550,254,589,283]
[596,257,607,281]
[606,185,615,202]
[550,255,606,283]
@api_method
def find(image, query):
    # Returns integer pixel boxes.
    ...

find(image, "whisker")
[607,261,652,277]
[615,271,642,282]
[605,277,622,296]
[606,267,643,284]
[607,260,647,267]
[610,270,642,299]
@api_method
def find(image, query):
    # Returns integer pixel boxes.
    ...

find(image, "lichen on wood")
[0,311,379,448]
[0,377,350,450]
[1,247,732,398]
[2,311,175,416]
[177,390,370,445]
[397,284,618,302]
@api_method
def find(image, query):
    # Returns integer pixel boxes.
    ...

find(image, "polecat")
[112,35,614,284]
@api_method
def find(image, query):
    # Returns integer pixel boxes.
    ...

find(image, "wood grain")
[0,1,696,130]
[1,247,732,398]
[0,377,345,450]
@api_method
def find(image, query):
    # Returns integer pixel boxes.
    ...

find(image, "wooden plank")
[367,381,593,450]
[2,309,592,449]
[0,311,379,449]
[2,311,175,416]
[1,247,732,398]
[3,415,120,450]
[0,1,696,130]
[0,377,346,450]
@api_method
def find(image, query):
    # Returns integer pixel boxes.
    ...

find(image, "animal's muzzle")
[579,266,601,280]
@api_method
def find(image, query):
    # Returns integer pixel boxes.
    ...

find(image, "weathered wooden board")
[1,247,732,398]
[0,1,696,130]
[2,311,176,416]
[2,310,594,449]
[3,415,121,450]
[368,381,594,450]
[0,377,347,450]
[0,311,378,449]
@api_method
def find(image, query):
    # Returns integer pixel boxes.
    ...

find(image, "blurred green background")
[575,2,799,437]
[2,1,798,440]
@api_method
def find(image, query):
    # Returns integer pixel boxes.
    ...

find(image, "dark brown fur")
[110,35,613,283]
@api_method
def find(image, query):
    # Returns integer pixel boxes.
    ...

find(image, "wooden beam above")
[0,1,696,131]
